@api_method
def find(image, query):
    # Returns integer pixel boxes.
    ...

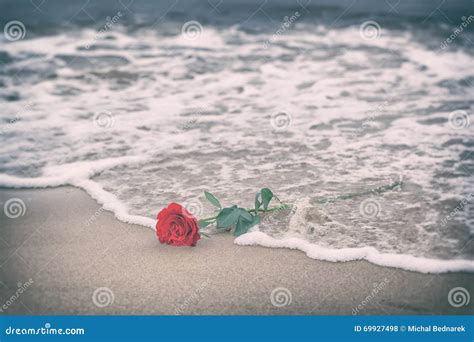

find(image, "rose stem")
[199,204,291,222]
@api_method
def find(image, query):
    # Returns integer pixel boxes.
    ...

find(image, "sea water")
[0,0,473,272]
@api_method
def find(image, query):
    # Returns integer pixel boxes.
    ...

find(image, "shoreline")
[2,172,473,274]
[0,187,473,315]
[236,232,474,274]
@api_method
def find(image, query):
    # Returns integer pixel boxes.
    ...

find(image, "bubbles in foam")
[0,20,473,273]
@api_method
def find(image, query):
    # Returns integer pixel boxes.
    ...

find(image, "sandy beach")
[0,187,472,315]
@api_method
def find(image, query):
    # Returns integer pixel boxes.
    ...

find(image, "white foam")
[0,156,145,187]
[235,231,474,274]
[74,178,156,229]
[1,22,473,273]
[0,155,157,230]
[2,165,472,273]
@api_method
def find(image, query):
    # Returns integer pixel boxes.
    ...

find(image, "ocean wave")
[1,19,473,272]
[235,231,474,274]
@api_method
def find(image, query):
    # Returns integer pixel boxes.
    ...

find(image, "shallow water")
[1,0,473,271]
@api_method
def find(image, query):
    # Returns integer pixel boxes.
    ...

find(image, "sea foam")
[235,232,474,274]
[1,20,473,273]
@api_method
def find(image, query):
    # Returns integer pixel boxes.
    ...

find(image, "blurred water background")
[0,0,473,266]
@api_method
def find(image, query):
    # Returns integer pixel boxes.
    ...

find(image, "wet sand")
[0,187,472,315]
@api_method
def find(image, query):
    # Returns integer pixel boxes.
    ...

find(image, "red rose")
[156,203,200,246]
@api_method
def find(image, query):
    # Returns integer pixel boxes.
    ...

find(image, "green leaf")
[204,191,221,208]
[255,192,262,213]
[238,208,253,221]
[198,219,213,228]
[216,206,254,229]
[234,215,260,237]
[216,206,239,229]
[261,188,274,210]
[235,217,249,237]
